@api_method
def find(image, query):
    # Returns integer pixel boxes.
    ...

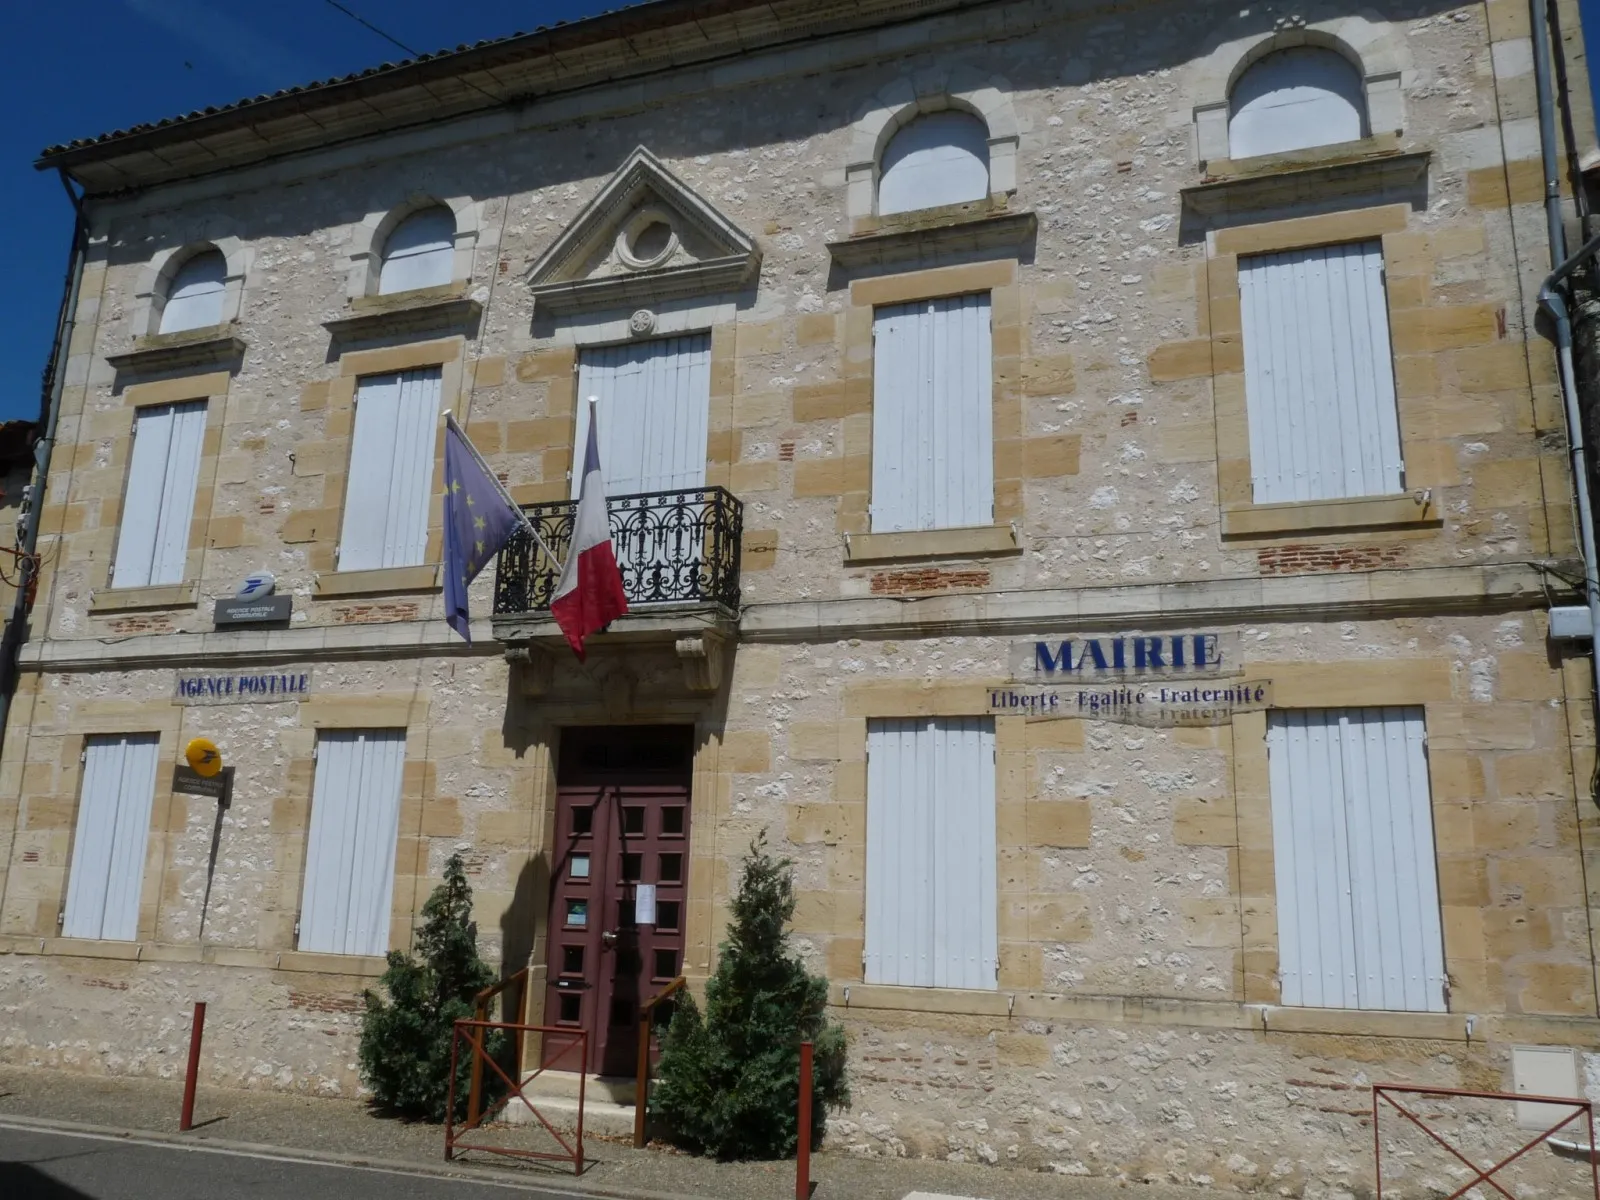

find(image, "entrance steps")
[497,1070,639,1137]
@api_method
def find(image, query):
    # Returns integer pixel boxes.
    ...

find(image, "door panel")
[544,727,694,1076]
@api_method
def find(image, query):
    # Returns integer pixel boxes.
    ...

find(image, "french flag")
[551,400,628,659]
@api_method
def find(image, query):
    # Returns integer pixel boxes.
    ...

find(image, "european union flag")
[442,414,523,642]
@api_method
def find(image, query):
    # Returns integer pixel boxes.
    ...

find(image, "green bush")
[358,853,503,1121]
[650,834,850,1159]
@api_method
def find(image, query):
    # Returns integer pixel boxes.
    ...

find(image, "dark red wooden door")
[544,728,693,1077]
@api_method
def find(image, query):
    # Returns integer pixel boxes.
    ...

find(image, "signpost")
[212,571,291,628]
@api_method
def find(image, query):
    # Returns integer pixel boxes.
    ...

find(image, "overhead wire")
[320,0,507,107]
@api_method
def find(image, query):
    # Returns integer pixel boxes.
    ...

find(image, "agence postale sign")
[992,633,1271,727]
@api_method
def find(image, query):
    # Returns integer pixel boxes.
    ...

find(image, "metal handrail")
[468,967,529,1126]
[633,975,687,1148]
[493,486,744,614]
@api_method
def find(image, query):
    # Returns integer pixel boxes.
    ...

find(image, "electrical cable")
[320,0,505,106]
[322,0,419,57]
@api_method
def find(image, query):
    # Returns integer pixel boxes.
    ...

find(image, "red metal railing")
[633,975,686,1148]
[796,1040,813,1200]
[468,968,529,1128]
[1373,1083,1600,1199]
[445,1020,586,1174]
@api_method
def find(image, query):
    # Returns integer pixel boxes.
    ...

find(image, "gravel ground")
[0,1064,1218,1200]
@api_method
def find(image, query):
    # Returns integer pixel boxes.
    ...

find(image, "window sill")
[90,582,200,613]
[314,564,438,597]
[1181,146,1430,220]
[1222,493,1438,538]
[845,524,1019,563]
[1200,132,1404,182]
[826,983,1466,1039]
[0,936,388,977]
[105,327,246,375]
[829,207,1037,271]
[324,289,481,343]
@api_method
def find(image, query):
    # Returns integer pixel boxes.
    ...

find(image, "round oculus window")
[615,210,680,270]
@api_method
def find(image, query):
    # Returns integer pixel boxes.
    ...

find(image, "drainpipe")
[1533,0,1600,801]
[0,170,87,745]
[1533,0,1569,266]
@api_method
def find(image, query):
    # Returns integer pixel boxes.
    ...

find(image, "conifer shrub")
[359,853,503,1120]
[649,834,850,1159]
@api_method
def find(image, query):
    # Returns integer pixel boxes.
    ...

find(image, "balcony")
[491,486,743,693]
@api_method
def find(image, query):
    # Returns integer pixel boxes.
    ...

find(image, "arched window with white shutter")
[158,249,227,334]
[1228,46,1367,159]
[878,111,991,216]
[378,207,456,295]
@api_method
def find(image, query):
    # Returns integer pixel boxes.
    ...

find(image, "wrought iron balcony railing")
[493,486,744,615]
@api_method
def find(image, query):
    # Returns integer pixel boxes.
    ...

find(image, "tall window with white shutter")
[112,401,207,588]
[573,335,711,496]
[865,717,997,989]
[1238,241,1403,503]
[298,729,407,956]
[62,734,161,941]
[338,368,442,571]
[871,293,993,532]
[1268,707,1446,1012]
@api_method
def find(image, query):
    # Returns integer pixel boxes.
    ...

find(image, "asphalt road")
[0,1124,606,1200]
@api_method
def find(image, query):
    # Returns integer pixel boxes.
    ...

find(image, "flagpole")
[444,412,565,574]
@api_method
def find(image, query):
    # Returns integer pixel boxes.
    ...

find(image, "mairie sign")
[1009,632,1241,682]
[174,668,312,706]
[989,681,1273,727]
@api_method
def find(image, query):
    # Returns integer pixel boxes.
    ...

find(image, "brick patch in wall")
[107,615,174,636]
[288,991,365,1014]
[334,603,420,624]
[871,568,992,595]
[1257,544,1408,575]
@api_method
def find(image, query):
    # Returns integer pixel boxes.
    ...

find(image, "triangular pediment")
[527,146,761,315]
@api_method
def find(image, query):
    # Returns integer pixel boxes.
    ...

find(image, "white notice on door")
[635,884,657,925]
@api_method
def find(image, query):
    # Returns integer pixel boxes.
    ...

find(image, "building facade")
[3,0,1600,1189]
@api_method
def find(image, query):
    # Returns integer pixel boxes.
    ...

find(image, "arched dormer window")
[878,111,990,216]
[158,249,226,334]
[378,206,455,294]
[1228,46,1367,159]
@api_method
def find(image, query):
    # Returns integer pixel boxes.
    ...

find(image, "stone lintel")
[322,294,482,343]
[827,209,1038,271]
[1180,150,1431,222]
[106,331,247,375]
[528,255,759,316]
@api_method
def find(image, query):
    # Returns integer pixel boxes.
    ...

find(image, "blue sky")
[4,2,1600,424]
[0,1,617,423]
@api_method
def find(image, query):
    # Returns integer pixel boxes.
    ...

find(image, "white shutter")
[339,369,441,570]
[574,335,710,497]
[1268,707,1445,1012]
[878,111,991,215]
[1240,242,1403,503]
[112,401,207,588]
[871,294,993,532]
[379,208,455,295]
[299,729,406,956]
[865,717,997,989]
[1229,48,1366,159]
[63,734,160,941]
[159,250,226,333]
